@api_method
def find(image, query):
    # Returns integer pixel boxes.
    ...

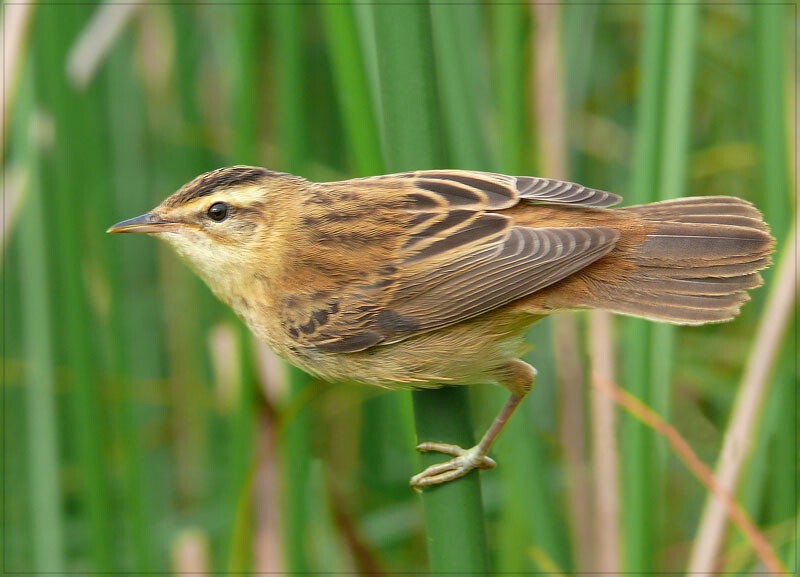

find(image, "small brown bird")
[108,167,774,489]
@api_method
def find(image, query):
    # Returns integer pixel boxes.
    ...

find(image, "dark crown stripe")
[166,166,275,206]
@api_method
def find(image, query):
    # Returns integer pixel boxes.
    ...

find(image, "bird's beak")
[106,212,181,234]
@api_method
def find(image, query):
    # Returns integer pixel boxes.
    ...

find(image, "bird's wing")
[285,170,621,353]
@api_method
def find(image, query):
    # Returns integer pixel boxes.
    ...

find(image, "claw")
[410,443,496,490]
[410,369,533,490]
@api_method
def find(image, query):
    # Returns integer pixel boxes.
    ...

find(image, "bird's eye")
[207,202,230,222]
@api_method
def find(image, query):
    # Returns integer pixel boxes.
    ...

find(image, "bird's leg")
[410,360,536,490]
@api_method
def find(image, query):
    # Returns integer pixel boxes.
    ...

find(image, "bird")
[108,166,774,489]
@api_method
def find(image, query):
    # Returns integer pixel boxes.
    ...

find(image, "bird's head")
[107,166,302,297]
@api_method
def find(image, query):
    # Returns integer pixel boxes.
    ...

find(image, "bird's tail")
[592,196,775,324]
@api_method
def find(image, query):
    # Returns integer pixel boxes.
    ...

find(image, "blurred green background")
[3,2,796,575]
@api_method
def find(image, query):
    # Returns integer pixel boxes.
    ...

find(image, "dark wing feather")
[386,226,619,333]
[400,169,622,208]
[286,171,621,353]
[515,176,621,207]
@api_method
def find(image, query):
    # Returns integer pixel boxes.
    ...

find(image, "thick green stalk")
[320,1,383,176]
[352,4,385,137]
[271,4,309,175]
[15,59,66,573]
[372,5,445,169]
[652,5,698,556]
[33,5,112,570]
[745,6,793,546]
[229,4,260,166]
[429,1,494,169]
[491,3,527,173]
[621,4,667,572]
[653,3,699,414]
[410,391,488,572]
[751,4,790,246]
[372,4,489,573]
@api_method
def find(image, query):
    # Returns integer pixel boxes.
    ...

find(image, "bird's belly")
[281,312,540,389]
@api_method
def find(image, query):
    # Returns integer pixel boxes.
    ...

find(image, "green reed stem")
[321,1,383,176]
[621,4,667,572]
[33,6,113,570]
[429,1,494,169]
[15,59,66,573]
[653,0,698,490]
[491,3,527,174]
[372,4,490,573]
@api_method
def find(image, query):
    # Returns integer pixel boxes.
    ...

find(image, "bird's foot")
[410,441,496,491]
